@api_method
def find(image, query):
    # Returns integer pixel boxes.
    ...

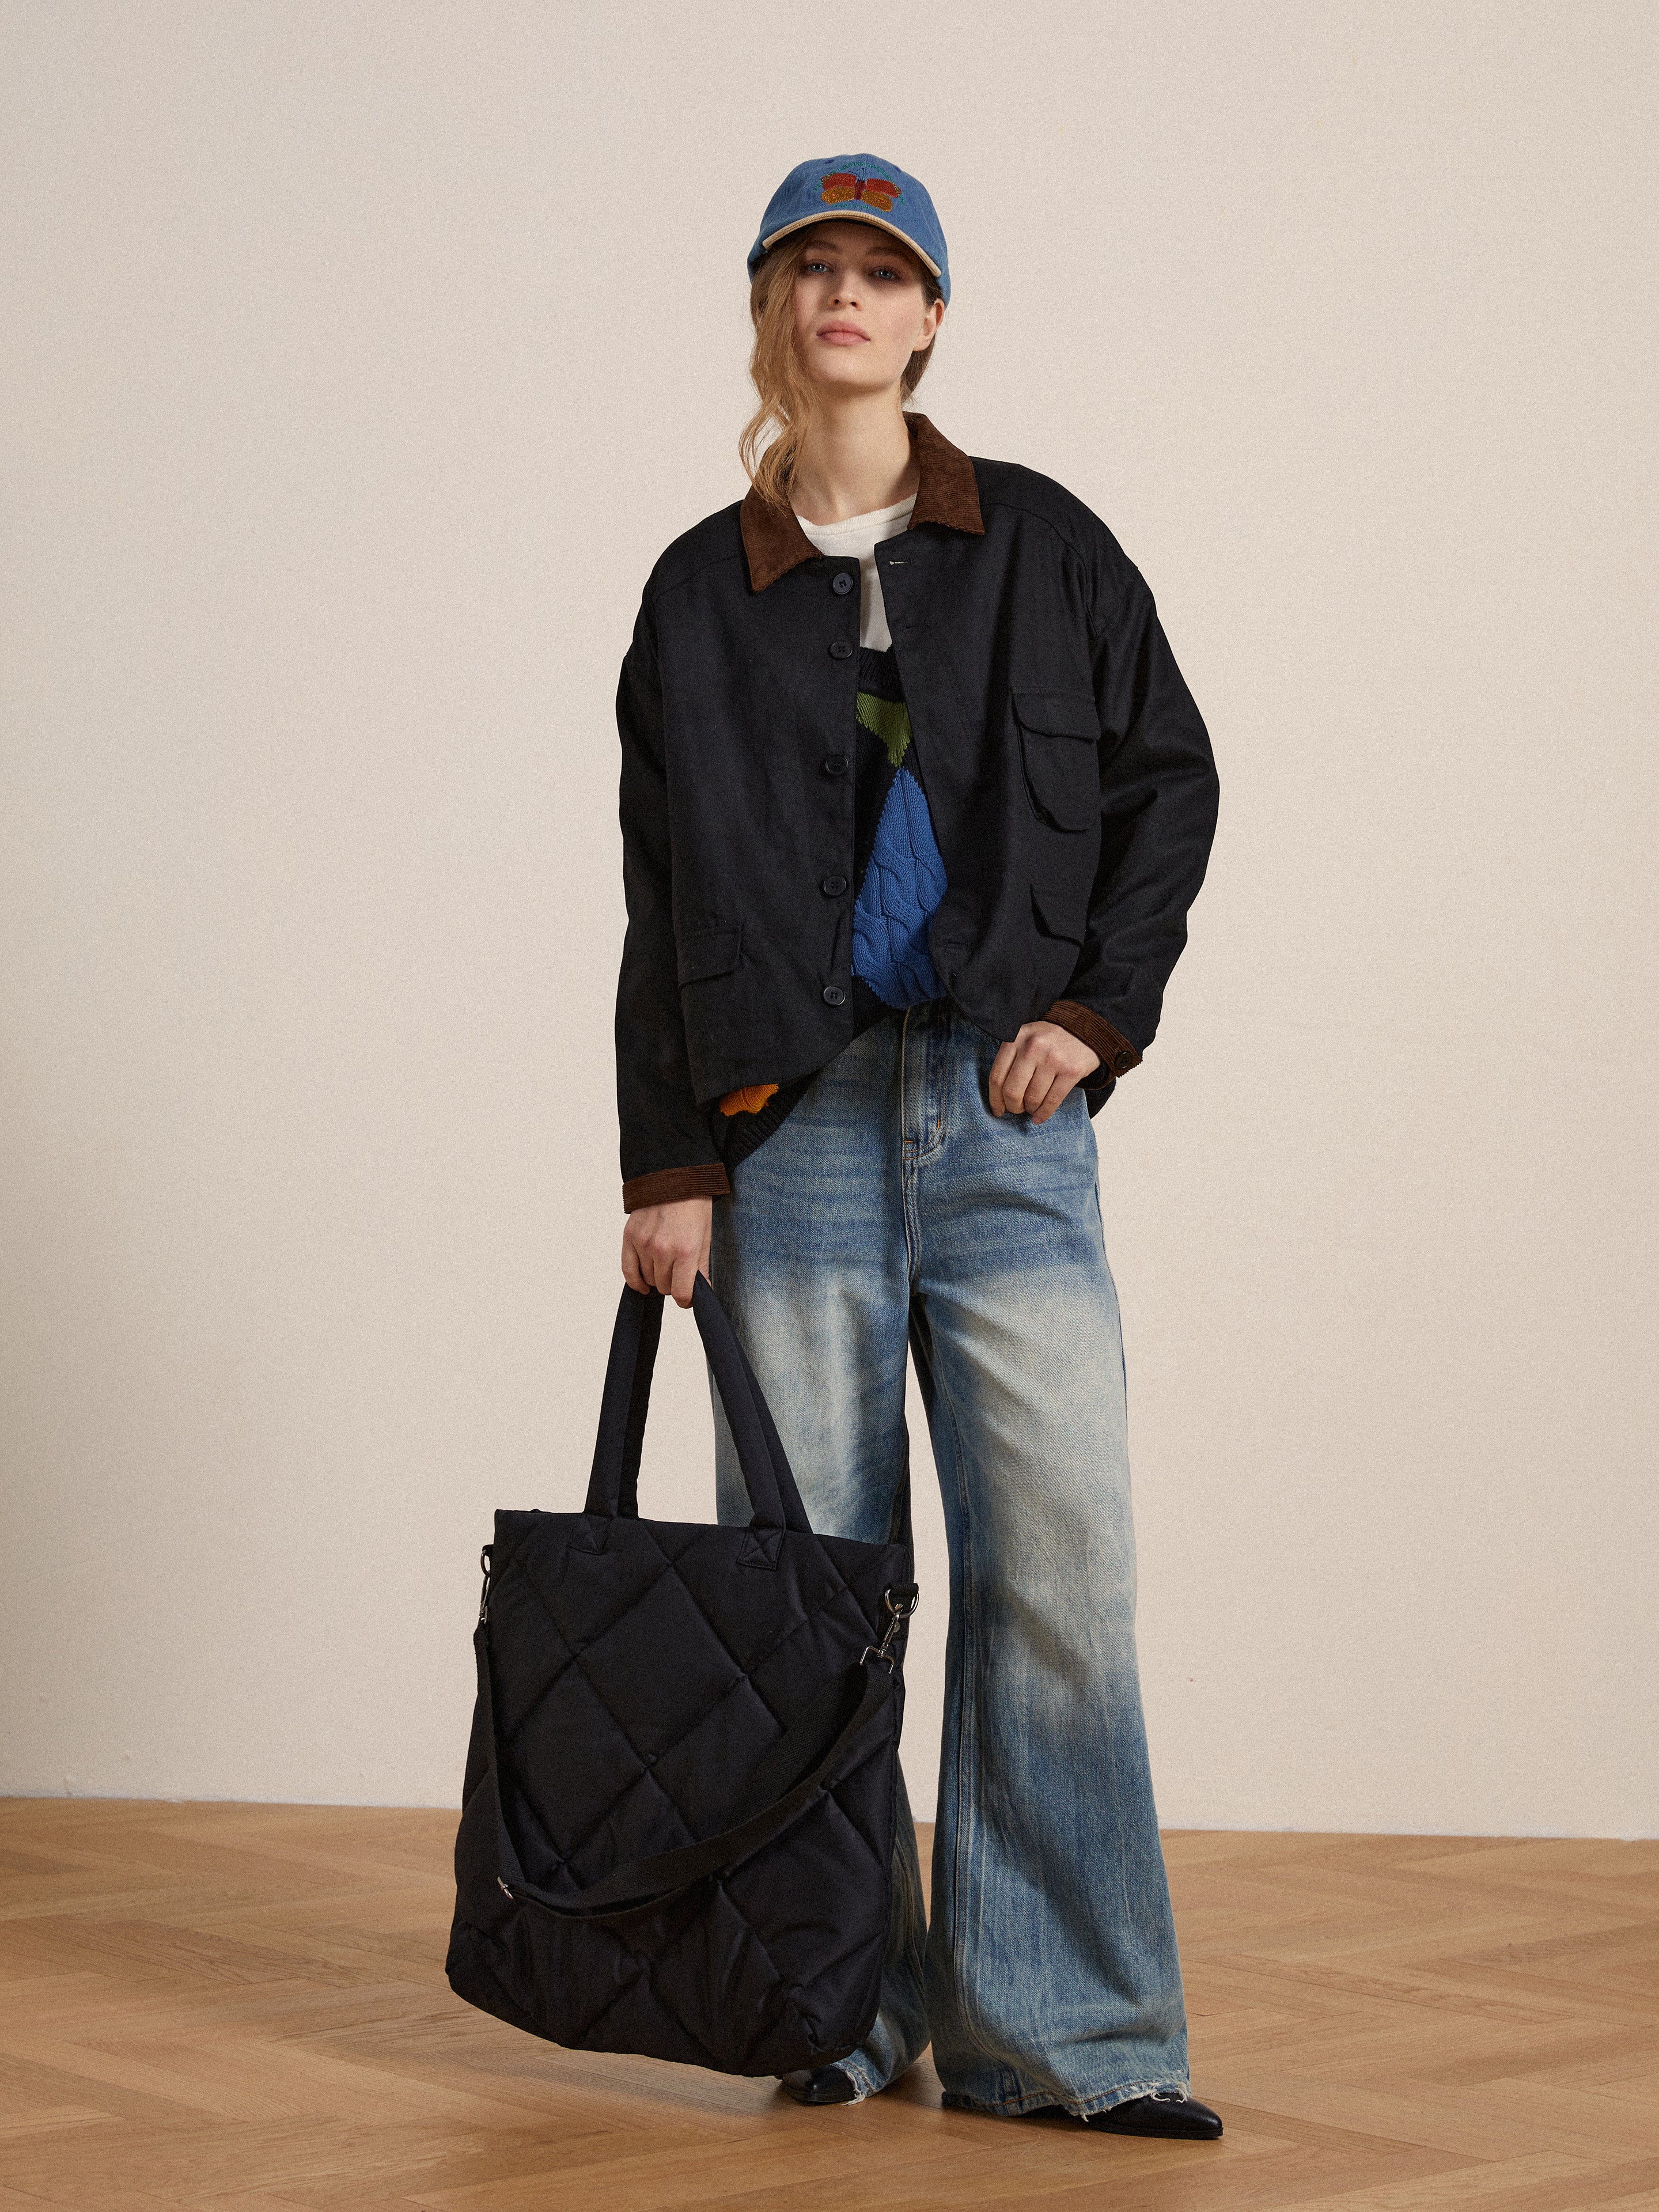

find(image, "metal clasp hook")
[478,1545,493,1624]
[862,1582,920,1669]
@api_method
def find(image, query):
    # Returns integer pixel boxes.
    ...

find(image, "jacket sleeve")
[1043,552,1219,1095]
[615,592,733,1212]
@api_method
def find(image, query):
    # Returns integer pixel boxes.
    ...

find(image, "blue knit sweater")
[712,642,946,1172]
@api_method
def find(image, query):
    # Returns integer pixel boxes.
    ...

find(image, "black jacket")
[615,414,1218,1211]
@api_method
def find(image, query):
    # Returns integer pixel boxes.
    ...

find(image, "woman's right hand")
[621,1197,714,1308]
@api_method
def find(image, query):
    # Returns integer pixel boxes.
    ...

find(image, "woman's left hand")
[988,1022,1101,1124]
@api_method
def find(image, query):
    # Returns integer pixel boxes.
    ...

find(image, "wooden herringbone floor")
[0,1804,1655,2210]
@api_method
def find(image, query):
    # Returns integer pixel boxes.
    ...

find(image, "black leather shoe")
[779,2066,859,2105]
[1024,2089,1222,2139]
[1085,2090,1222,2139]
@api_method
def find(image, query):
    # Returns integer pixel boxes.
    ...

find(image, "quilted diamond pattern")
[576,1569,745,1758]
[447,1506,912,2078]
[499,1662,645,1868]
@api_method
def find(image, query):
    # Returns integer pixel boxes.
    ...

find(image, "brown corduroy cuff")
[622,1162,733,1214]
[1042,999,1143,1089]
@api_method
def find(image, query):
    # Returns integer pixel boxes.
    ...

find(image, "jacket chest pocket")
[1013,690,1101,833]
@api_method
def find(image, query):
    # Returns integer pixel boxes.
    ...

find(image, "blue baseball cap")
[747,154,950,304]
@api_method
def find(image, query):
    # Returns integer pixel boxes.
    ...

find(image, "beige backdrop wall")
[3,1,1654,1836]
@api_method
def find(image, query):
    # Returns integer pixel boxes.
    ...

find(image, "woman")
[613,153,1221,2139]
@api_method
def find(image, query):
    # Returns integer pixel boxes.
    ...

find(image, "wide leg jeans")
[707,1000,1190,2117]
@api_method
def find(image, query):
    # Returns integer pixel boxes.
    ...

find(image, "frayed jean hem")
[941,2077,1190,2121]
[836,2058,882,2102]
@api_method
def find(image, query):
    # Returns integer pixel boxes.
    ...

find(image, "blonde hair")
[739,222,944,514]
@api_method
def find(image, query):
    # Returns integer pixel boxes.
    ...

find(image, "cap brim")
[757,208,942,282]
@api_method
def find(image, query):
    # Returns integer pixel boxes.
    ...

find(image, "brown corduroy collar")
[738,412,984,593]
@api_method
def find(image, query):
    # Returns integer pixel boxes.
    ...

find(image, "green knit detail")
[857,690,912,770]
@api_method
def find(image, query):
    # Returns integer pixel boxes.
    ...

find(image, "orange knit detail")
[719,1082,779,1117]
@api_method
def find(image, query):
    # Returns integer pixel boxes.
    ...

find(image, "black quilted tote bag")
[445,1274,919,2078]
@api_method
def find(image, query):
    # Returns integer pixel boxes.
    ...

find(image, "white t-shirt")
[793,493,918,653]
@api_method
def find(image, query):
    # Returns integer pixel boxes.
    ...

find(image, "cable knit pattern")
[851,767,947,1006]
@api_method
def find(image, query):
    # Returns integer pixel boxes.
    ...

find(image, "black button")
[831,572,855,596]
[820,874,847,896]
[822,985,846,1006]
[823,753,849,777]
[828,640,854,660]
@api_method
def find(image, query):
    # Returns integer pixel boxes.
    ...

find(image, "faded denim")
[707,1000,1189,2117]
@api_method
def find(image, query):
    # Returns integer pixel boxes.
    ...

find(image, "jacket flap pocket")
[1013,690,1100,741]
[1031,881,1086,944]
[676,923,741,986]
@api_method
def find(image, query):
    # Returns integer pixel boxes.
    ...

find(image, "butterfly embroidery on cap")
[820,172,902,213]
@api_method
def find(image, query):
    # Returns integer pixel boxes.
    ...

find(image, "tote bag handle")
[582,1276,812,1534]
